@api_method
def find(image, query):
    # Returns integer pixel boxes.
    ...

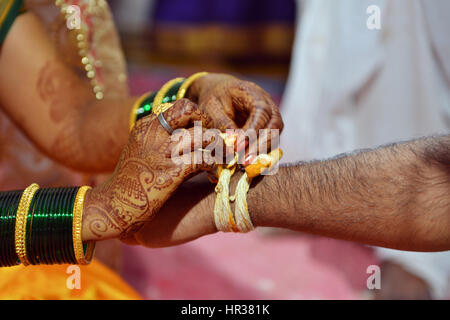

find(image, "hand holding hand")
[188,73,284,161]
[82,99,213,241]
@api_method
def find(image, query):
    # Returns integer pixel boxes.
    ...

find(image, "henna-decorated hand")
[187,73,284,163]
[81,99,213,241]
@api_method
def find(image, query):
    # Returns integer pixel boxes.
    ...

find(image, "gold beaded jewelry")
[177,72,209,100]
[153,78,185,115]
[129,91,153,132]
[56,0,106,100]
[72,186,96,265]
[14,183,40,266]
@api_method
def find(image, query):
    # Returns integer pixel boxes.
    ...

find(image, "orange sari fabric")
[0,259,141,300]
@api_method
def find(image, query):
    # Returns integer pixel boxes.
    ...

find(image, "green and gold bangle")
[130,78,186,130]
[0,185,96,266]
[152,77,185,115]
[134,91,157,124]
[129,91,153,131]
[129,72,208,131]
[0,0,24,45]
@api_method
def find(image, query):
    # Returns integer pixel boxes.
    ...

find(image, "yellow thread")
[214,145,283,233]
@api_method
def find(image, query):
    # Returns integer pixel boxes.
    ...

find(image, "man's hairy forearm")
[247,135,450,251]
[127,135,449,250]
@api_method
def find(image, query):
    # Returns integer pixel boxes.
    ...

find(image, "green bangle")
[162,79,184,104]
[135,91,157,122]
[56,187,71,264]
[65,187,79,264]
[0,192,13,266]
[135,79,185,123]
[0,192,9,264]
[1,187,86,266]
[9,191,21,266]
[25,189,39,265]
[39,188,52,265]
[0,190,21,267]
[27,187,79,265]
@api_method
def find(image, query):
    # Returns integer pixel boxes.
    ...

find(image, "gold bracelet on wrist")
[152,77,185,115]
[72,186,96,265]
[176,72,209,100]
[14,183,40,266]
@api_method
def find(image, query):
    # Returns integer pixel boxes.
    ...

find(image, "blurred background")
[0,0,448,300]
[110,0,295,106]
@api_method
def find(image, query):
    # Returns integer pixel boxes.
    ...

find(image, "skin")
[81,99,216,241]
[0,12,283,172]
[124,135,450,252]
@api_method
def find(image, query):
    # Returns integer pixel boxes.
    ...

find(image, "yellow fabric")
[0,259,142,300]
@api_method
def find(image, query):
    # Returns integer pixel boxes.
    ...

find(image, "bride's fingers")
[239,104,283,166]
[176,129,217,173]
[236,126,281,166]
[165,127,218,158]
[161,98,212,131]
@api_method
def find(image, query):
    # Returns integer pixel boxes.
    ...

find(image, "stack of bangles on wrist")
[129,72,209,131]
[0,184,94,267]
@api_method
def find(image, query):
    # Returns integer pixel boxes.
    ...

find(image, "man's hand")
[125,175,218,247]
[81,99,214,241]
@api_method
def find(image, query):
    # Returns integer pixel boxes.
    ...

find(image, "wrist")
[81,185,120,242]
[226,172,265,229]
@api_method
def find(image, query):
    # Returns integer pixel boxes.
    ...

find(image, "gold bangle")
[15,183,40,266]
[130,91,153,132]
[153,77,185,115]
[176,72,209,100]
[72,186,96,265]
